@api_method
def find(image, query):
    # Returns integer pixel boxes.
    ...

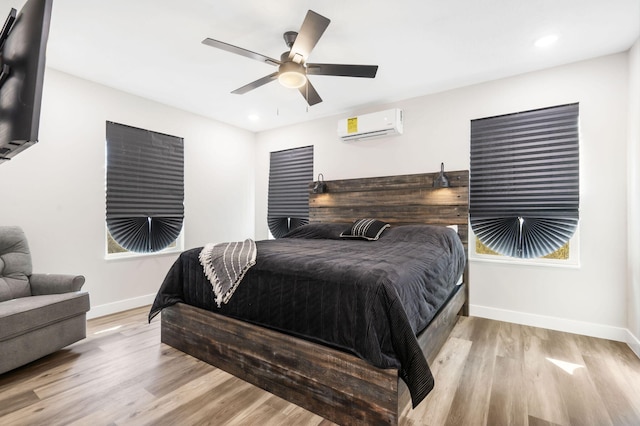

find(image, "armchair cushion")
[0,226,33,302]
[0,292,90,342]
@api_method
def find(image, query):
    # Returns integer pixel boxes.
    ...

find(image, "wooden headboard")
[308,170,469,250]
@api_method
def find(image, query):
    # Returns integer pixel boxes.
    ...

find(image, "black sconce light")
[432,162,450,188]
[313,173,327,193]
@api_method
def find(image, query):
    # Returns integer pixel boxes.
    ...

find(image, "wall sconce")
[313,173,327,193]
[432,162,450,188]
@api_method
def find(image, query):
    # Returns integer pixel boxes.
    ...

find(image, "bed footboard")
[161,284,466,425]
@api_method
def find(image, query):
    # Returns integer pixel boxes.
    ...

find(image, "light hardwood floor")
[1,306,640,426]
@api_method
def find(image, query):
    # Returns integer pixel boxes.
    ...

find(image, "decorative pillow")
[340,219,390,241]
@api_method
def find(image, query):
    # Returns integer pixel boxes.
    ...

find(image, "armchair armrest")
[29,273,86,295]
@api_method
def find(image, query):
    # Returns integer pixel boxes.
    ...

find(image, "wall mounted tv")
[0,0,53,164]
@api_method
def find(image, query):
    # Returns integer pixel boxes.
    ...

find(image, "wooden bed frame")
[161,170,469,425]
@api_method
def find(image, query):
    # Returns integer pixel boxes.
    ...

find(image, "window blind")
[470,103,579,258]
[267,146,313,238]
[106,121,184,253]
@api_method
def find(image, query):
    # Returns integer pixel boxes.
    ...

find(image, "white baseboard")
[627,329,640,358]
[87,293,156,319]
[470,304,630,343]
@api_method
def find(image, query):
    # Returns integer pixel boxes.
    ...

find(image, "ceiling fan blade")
[298,80,322,106]
[306,63,378,78]
[231,72,279,94]
[202,38,280,66]
[289,10,330,61]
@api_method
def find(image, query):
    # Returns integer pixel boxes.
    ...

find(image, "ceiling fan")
[201,10,378,106]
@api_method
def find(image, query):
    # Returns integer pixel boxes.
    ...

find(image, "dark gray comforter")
[149,223,466,407]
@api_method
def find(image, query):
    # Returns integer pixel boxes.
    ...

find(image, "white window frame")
[105,226,184,260]
[470,225,581,268]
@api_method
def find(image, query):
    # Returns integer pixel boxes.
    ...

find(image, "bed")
[149,170,469,425]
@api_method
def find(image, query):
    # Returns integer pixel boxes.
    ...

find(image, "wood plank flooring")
[1,306,639,425]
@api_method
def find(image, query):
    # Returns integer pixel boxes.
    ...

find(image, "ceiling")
[3,0,640,132]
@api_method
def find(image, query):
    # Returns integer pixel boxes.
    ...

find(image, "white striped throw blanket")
[199,239,257,307]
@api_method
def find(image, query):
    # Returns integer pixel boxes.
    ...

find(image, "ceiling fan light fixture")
[203,10,377,105]
[278,61,307,88]
[278,71,307,88]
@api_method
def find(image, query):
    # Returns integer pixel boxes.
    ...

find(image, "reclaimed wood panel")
[311,171,469,193]
[162,303,398,425]
[162,284,466,426]
[310,187,469,207]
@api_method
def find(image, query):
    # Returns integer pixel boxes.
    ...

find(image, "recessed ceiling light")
[535,34,559,48]
[248,114,260,121]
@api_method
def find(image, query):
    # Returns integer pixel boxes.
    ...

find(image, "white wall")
[0,69,256,318]
[255,53,631,341]
[628,38,640,355]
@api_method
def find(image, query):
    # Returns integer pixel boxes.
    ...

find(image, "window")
[470,103,579,259]
[267,146,314,238]
[105,121,184,255]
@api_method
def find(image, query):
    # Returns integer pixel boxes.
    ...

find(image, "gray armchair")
[0,226,90,374]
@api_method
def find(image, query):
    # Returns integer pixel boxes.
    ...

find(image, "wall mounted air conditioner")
[337,108,403,142]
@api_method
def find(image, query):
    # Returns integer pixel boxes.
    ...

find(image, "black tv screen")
[0,0,53,164]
